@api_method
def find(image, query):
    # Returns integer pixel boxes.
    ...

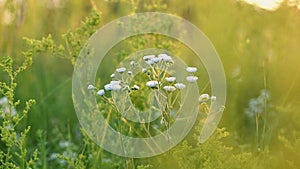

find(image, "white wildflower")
[158,53,168,58]
[165,77,176,82]
[174,83,186,89]
[110,73,115,78]
[143,55,155,61]
[145,60,155,65]
[158,54,173,62]
[111,84,122,91]
[151,57,162,63]
[108,81,122,91]
[116,67,126,73]
[245,89,271,117]
[97,89,105,96]
[163,86,176,92]
[186,76,198,83]
[104,84,112,91]
[132,85,140,90]
[110,81,121,85]
[186,67,197,73]
[127,71,132,75]
[146,81,159,88]
[87,84,96,90]
[104,81,120,91]
[199,94,210,102]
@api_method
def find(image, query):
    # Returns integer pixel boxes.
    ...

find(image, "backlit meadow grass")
[1,0,300,168]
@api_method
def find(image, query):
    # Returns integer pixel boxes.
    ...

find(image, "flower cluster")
[143,54,173,65]
[198,94,216,103]
[87,53,215,104]
[245,89,271,117]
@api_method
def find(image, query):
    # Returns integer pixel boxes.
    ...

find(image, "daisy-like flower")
[186,67,197,73]
[145,60,155,65]
[163,86,176,92]
[104,84,112,91]
[174,83,186,89]
[186,76,198,83]
[110,80,121,85]
[158,53,168,58]
[87,85,96,90]
[158,54,173,62]
[146,81,159,88]
[127,71,133,75]
[132,85,140,90]
[199,94,210,102]
[211,96,217,101]
[110,81,122,91]
[116,67,126,73]
[151,57,162,63]
[143,55,155,61]
[97,89,105,96]
[104,81,121,91]
[110,73,115,78]
[165,77,176,82]
[111,84,122,91]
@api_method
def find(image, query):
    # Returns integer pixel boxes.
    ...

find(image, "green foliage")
[0,53,38,168]
[24,9,101,65]
[143,127,254,169]
[1,0,300,169]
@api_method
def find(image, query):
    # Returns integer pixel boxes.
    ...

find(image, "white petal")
[110,80,121,85]
[111,84,122,91]
[97,89,105,96]
[158,54,173,62]
[199,94,210,102]
[163,86,176,92]
[174,83,186,89]
[87,85,96,90]
[165,77,176,82]
[143,55,155,60]
[146,81,159,87]
[186,67,197,73]
[104,84,112,91]
[151,57,162,63]
[116,67,126,73]
[186,76,198,83]
[145,60,155,65]
[133,85,140,90]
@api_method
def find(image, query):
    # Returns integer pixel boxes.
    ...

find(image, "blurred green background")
[1,0,300,168]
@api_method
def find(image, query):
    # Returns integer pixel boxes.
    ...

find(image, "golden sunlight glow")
[242,0,285,11]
